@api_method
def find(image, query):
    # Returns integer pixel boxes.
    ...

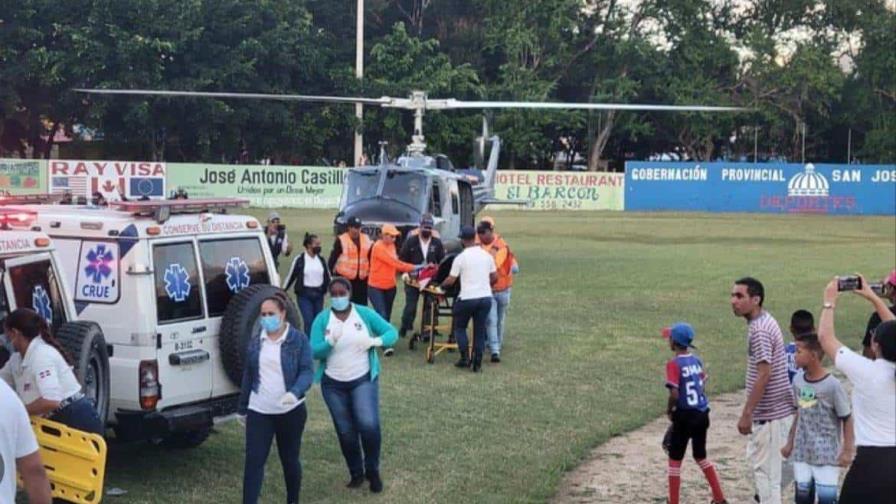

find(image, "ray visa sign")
[624,162,896,215]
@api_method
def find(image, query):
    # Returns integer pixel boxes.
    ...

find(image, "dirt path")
[553,391,760,504]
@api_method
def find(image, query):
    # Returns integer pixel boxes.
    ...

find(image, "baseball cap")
[886,269,896,287]
[268,211,280,222]
[346,216,362,228]
[662,322,696,348]
[420,214,434,229]
[458,225,476,240]
[381,224,400,237]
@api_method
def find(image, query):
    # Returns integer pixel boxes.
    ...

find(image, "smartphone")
[870,282,885,297]
[837,275,862,292]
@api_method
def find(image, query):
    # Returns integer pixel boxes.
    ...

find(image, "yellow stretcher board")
[18,417,107,503]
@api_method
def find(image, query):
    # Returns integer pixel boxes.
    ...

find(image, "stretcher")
[18,417,107,503]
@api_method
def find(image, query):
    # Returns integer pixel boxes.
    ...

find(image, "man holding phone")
[862,270,896,359]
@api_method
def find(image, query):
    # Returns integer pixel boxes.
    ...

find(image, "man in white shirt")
[441,225,496,373]
[1,380,51,504]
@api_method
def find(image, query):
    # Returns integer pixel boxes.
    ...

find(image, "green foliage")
[0,0,892,165]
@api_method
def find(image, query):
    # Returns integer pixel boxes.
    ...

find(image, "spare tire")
[56,321,110,431]
[220,284,301,386]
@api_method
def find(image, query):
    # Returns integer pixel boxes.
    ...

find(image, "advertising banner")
[48,159,167,200]
[166,164,345,208]
[0,159,45,194]
[625,162,896,215]
[493,171,625,211]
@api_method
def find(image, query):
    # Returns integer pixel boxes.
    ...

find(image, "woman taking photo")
[238,296,314,504]
[310,278,398,493]
[285,232,331,335]
[0,308,104,435]
[818,275,895,504]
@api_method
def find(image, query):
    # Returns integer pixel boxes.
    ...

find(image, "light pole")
[355,0,364,165]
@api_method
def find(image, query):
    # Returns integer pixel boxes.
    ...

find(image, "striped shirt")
[746,311,796,421]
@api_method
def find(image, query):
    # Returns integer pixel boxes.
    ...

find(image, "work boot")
[346,474,365,489]
[471,356,482,372]
[366,471,384,493]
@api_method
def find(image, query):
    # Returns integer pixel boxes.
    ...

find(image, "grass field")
[102,209,895,503]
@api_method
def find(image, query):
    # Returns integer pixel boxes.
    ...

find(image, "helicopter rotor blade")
[73,88,393,106]
[428,99,746,112]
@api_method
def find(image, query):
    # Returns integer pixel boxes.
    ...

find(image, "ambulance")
[1,208,110,427]
[3,197,299,448]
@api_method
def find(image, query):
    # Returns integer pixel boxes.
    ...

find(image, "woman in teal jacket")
[310,277,397,493]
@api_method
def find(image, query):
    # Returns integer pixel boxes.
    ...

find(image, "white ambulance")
[1,209,111,426]
[6,197,299,447]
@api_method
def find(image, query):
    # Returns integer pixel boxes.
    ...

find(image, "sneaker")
[383,348,394,357]
[490,353,501,363]
[366,471,383,493]
[346,474,365,489]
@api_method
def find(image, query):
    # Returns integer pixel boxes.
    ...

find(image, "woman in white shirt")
[310,278,398,494]
[237,296,314,504]
[819,276,895,504]
[0,308,104,435]
[284,233,331,335]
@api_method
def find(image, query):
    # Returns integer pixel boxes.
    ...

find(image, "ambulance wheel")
[57,321,110,432]
[160,426,212,449]
[220,284,301,386]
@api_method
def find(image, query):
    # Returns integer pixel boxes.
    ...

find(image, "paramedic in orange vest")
[477,219,513,363]
[368,224,421,356]
[328,216,373,306]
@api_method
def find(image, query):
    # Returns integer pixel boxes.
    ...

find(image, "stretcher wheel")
[425,347,434,364]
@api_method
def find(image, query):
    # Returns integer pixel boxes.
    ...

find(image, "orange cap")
[381,223,400,236]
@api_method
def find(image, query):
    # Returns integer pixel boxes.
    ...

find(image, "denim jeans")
[452,297,492,362]
[400,285,438,333]
[297,287,325,335]
[368,287,396,323]
[321,373,381,477]
[486,288,511,355]
[49,396,104,436]
[243,404,307,504]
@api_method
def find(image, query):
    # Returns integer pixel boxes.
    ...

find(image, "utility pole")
[355,0,364,166]
[801,121,806,164]
[847,128,852,163]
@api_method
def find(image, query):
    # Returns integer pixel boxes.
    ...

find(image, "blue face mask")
[331,296,350,312]
[260,315,282,334]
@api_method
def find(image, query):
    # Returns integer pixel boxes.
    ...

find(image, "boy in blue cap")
[662,322,727,504]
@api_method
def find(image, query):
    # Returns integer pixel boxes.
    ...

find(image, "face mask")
[420,230,432,239]
[311,246,322,255]
[260,315,282,333]
[331,296,350,312]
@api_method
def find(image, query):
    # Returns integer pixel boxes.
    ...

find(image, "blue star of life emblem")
[225,257,251,293]
[164,264,191,303]
[33,285,53,322]
[85,244,114,283]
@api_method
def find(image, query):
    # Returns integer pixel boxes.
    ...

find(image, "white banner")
[48,159,167,200]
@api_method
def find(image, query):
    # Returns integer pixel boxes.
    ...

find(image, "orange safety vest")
[480,236,513,292]
[334,233,372,280]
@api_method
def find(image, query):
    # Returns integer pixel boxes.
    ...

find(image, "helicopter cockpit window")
[382,171,428,211]
[430,182,442,217]
[344,171,379,205]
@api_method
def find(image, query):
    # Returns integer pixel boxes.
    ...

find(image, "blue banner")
[625,162,896,215]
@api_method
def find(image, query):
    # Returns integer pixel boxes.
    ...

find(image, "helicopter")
[75,88,745,247]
